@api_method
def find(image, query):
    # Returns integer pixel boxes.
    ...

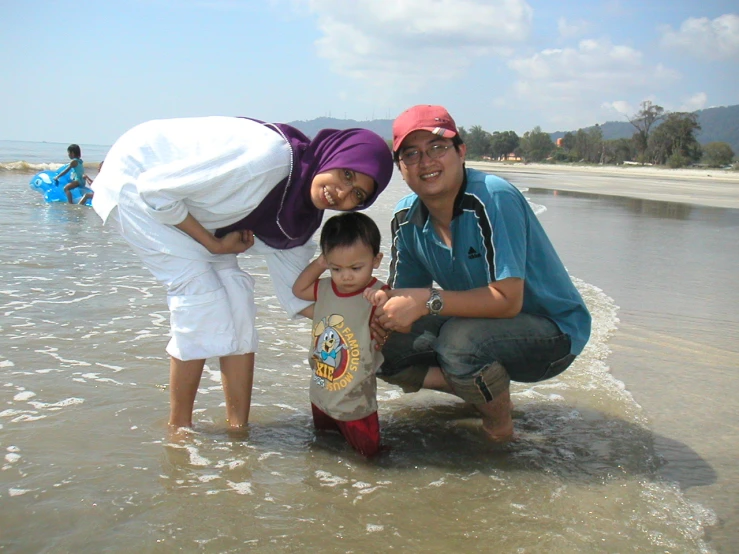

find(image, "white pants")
[111,184,261,361]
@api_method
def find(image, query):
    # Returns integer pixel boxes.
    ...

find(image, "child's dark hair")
[320,212,381,257]
[67,144,81,158]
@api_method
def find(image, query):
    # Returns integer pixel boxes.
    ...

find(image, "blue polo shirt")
[387,168,591,355]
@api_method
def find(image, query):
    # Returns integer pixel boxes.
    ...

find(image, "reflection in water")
[529,188,696,220]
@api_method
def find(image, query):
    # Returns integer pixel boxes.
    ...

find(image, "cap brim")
[393,127,457,152]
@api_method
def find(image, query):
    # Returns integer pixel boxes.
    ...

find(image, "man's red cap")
[392,105,458,152]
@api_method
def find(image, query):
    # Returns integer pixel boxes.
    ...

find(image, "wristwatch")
[426,287,443,316]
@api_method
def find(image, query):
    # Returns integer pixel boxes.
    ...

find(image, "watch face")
[431,298,443,311]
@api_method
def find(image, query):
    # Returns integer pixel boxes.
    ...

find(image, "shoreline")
[467,161,739,209]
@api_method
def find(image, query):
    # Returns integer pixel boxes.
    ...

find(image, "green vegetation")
[291,103,739,170]
[459,100,736,169]
[702,142,735,168]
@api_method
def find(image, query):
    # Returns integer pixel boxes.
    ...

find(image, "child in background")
[54,144,88,204]
[292,212,388,458]
[77,161,102,205]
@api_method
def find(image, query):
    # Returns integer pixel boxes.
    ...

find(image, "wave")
[1,161,66,172]
[0,160,104,173]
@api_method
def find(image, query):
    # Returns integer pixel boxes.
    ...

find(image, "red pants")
[311,404,381,458]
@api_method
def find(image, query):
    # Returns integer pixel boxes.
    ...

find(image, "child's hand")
[364,288,389,307]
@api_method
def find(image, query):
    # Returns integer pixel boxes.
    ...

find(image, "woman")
[91,116,393,431]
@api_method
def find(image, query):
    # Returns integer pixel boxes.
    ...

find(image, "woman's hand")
[175,214,254,255]
[216,230,254,254]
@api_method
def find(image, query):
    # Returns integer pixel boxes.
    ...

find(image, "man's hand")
[372,288,429,331]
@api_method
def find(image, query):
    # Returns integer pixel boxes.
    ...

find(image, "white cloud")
[660,14,739,60]
[506,38,680,129]
[602,100,633,116]
[678,92,708,112]
[302,0,533,94]
[557,17,591,40]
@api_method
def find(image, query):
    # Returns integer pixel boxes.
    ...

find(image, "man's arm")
[376,278,523,331]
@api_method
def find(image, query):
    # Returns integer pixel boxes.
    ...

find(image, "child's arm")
[55,160,76,180]
[292,255,328,302]
[83,174,93,186]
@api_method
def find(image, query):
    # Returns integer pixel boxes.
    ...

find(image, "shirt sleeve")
[489,189,528,281]
[133,117,289,226]
[250,238,317,319]
[136,147,257,225]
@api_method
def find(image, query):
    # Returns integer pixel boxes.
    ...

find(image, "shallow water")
[0,157,727,552]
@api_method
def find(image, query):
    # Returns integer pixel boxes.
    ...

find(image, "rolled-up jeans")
[377,313,575,404]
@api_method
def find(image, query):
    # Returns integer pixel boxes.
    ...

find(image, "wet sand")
[467,161,739,209]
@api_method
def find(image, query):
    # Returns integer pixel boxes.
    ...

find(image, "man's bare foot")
[482,419,515,442]
[476,388,514,442]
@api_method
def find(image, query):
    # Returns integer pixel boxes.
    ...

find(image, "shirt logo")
[311,314,360,392]
[468,246,481,259]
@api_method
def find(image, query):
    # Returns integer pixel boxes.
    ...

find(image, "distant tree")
[466,125,492,158]
[648,112,701,165]
[519,126,554,162]
[490,130,519,160]
[702,142,735,167]
[629,100,665,159]
[573,129,589,161]
[604,138,635,164]
[457,126,468,144]
[561,131,576,152]
[586,125,604,163]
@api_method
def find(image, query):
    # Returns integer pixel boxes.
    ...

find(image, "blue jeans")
[378,313,574,401]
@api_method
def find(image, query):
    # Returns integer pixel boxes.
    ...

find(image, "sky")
[2,0,738,145]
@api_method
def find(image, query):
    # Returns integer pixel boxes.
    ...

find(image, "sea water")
[0,141,723,552]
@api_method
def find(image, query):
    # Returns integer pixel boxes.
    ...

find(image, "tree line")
[457,101,736,169]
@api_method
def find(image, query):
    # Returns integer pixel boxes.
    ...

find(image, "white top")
[92,116,291,228]
[92,116,316,319]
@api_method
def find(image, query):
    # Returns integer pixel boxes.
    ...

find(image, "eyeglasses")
[398,144,453,166]
[342,169,368,208]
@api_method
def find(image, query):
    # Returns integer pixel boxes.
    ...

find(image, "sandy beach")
[467,161,739,209]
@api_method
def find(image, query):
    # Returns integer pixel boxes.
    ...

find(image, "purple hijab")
[215,122,393,249]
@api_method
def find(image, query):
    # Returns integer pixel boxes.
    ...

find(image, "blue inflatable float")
[29,167,93,206]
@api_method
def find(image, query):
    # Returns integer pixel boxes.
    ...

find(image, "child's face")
[324,241,382,295]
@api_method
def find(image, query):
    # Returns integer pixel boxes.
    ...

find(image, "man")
[370,105,591,441]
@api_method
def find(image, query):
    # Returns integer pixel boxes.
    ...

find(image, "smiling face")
[324,240,383,295]
[397,130,466,201]
[310,169,376,211]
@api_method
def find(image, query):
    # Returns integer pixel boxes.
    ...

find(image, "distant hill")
[549,104,739,154]
[287,117,392,142]
[288,104,739,155]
